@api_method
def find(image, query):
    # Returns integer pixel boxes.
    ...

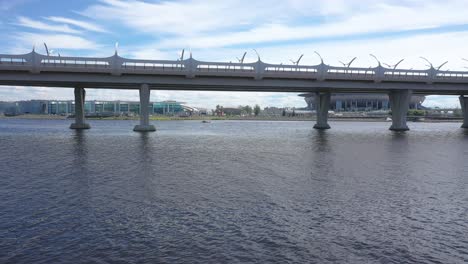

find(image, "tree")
[241,105,253,115]
[215,105,224,116]
[254,104,261,116]
[282,108,286,116]
[292,109,296,117]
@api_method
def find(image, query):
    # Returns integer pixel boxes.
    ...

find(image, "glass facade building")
[301,93,426,112]
[153,101,185,114]
[6,100,190,116]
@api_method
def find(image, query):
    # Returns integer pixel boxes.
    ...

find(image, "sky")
[1,0,468,109]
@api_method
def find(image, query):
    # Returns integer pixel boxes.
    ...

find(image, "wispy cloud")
[15,16,82,34]
[82,0,468,49]
[46,16,108,33]
[81,0,268,35]
[0,86,73,101]
[14,32,100,50]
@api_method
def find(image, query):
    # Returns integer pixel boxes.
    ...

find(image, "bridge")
[1,49,468,131]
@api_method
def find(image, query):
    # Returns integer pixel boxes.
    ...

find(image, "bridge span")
[1,50,468,131]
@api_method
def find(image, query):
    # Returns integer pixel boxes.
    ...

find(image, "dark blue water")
[1,119,467,263]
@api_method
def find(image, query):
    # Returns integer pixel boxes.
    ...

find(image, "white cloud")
[82,0,279,35]
[82,0,468,49]
[0,86,73,100]
[15,16,82,34]
[46,16,108,33]
[14,33,100,50]
[423,95,461,108]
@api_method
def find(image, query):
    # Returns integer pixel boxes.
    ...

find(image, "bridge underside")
[1,72,468,95]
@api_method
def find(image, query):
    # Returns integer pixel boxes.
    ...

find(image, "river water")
[0,119,467,263]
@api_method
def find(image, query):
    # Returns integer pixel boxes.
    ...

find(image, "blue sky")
[1,0,468,108]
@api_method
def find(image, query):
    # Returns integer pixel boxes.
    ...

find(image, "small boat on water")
[202,120,211,123]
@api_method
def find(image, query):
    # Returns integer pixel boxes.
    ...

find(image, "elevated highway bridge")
[1,50,467,131]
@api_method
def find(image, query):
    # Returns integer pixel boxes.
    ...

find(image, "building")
[0,101,17,114]
[300,93,425,112]
[1,100,193,116]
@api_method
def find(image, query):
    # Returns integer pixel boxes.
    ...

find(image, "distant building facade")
[1,100,199,116]
[301,93,425,111]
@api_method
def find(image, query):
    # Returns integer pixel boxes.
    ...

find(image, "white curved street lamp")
[420,56,433,68]
[436,61,448,70]
[44,43,50,56]
[253,49,261,61]
[339,57,357,68]
[179,49,185,61]
[314,51,324,64]
[461,58,468,69]
[420,57,448,70]
[369,54,381,67]
[383,58,405,70]
[237,51,247,63]
[290,54,304,65]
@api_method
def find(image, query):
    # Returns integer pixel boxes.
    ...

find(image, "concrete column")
[389,90,412,131]
[459,95,468,128]
[314,92,331,129]
[70,87,90,129]
[134,84,156,132]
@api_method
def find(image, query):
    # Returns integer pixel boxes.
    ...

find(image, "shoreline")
[0,114,464,123]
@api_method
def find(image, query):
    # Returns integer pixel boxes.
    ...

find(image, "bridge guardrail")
[1,51,468,84]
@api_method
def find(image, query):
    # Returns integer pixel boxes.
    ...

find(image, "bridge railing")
[326,67,376,79]
[40,58,111,68]
[0,53,30,66]
[383,69,429,79]
[3,51,468,84]
[435,71,468,80]
[196,63,255,73]
[264,65,318,73]
[120,58,185,72]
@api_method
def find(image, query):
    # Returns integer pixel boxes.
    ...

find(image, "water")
[1,119,467,263]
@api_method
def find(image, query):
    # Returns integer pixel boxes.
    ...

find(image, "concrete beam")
[460,95,468,128]
[133,84,156,132]
[389,90,411,131]
[313,92,331,129]
[70,87,90,129]
[4,72,468,94]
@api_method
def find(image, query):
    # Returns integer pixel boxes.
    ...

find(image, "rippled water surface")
[1,119,468,263]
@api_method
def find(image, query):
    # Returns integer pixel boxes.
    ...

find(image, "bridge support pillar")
[460,95,468,128]
[134,84,156,132]
[70,87,90,129]
[389,90,411,131]
[313,92,331,129]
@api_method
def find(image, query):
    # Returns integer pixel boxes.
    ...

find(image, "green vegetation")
[254,104,261,116]
[240,105,253,115]
[453,108,463,117]
[407,109,426,116]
